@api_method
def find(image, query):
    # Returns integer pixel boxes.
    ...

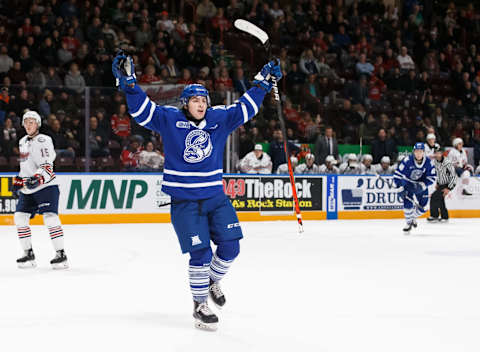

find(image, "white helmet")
[426,133,436,141]
[22,110,42,127]
[290,156,298,165]
[305,153,314,161]
[348,153,358,161]
[325,155,337,164]
[362,154,373,161]
[452,137,463,147]
[381,156,391,164]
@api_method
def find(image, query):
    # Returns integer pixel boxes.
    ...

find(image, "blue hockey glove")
[112,51,136,91]
[12,176,24,199]
[25,174,44,190]
[412,182,426,194]
[253,59,282,92]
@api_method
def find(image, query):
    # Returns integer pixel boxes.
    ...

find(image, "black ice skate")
[403,221,414,234]
[427,216,439,222]
[209,279,226,308]
[193,301,218,331]
[50,250,69,270]
[17,249,36,268]
[462,189,472,196]
[439,218,449,223]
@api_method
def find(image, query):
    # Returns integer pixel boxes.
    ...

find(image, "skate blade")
[194,320,218,331]
[18,260,37,269]
[51,261,69,270]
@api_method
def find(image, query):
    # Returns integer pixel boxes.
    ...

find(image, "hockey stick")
[234,19,304,233]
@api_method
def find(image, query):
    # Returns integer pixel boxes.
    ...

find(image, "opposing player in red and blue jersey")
[113,53,282,330]
[394,142,436,234]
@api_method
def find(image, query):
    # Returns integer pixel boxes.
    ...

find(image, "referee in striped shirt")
[428,145,457,222]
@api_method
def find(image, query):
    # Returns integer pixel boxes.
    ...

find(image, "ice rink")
[1,218,480,352]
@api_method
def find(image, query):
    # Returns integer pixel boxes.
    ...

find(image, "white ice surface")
[1,219,480,352]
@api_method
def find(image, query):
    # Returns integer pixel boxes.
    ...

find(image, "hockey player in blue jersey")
[112,53,282,330]
[393,143,436,233]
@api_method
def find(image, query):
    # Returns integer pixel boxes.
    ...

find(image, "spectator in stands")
[2,117,16,156]
[299,49,320,75]
[237,144,272,174]
[177,68,194,85]
[233,68,251,94]
[45,66,63,88]
[345,76,368,106]
[84,63,102,87]
[356,54,374,78]
[64,63,85,93]
[303,74,322,113]
[334,25,352,49]
[111,104,131,145]
[138,141,164,171]
[314,126,339,165]
[286,62,306,99]
[0,46,13,76]
[164,57,180,79]
[371,128,397,164]
[139,64,161,84]
[8,61,27,84]
[319,155,339,174]
[397,46,415,73]
[38,89,54,118]
[120,137,141,171]
[50,118,75,158]
[88,116,109,157]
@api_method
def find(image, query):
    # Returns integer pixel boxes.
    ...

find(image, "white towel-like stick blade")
[234,19,269,45]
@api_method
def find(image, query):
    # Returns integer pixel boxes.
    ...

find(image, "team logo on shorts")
[183,129,212,163]
[410,169,423,180]
[191,235,202,246]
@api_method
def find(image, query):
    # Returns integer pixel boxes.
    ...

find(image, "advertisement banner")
[338,175,403,211]
[0,176,18,214]
[222,175,323,212]
[326,175,337,219]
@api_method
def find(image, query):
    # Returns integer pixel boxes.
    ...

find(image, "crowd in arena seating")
[0,0,479,174]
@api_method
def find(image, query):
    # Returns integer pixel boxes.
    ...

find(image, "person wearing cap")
[447,137,474,196]
[393,142,436,233]
[238,143,272,174]
[12,110,68,269]
[428,145,457,222]
[277,155,298,174]
[339,153,362,174]
[295,153,320,174]
[319,155,340,174]
[360,154,377,175]
[376,156,394,175]
[424,133,439,159]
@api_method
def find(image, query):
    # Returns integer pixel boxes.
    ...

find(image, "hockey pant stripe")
[209,253,234,282]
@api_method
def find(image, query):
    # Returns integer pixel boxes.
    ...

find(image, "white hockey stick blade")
[234,19,269,44]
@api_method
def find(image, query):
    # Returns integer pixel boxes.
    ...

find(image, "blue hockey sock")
[209,240,239,282]
[189,265,210,302]
[404,207,415,223]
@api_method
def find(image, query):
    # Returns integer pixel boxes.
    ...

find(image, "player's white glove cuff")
[419,182,426,191]
[397,186,404,192]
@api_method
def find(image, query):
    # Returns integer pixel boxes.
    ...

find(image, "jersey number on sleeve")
[40,148,50,158]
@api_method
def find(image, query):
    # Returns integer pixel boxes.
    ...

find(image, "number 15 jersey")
[18,134,57,194]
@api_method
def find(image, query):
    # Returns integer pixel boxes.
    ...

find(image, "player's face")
[187,96,207,120]
[306,158,314,166]
[413,149,424,161]
[456,142,463,150]
[253,150,262,158]
[24,118,39,136]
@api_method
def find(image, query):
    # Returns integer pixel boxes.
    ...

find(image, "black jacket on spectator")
[371,137,397,164]
[269,140,300,173]
[314,134,339,164]
[50,130,69,150]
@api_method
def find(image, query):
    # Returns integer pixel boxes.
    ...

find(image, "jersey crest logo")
[410,169,424,181]
[183,129,212,163]
[38,136,45,143]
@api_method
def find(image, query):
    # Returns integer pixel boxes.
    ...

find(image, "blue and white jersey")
[393,154,436,189]
[125,85,266,200]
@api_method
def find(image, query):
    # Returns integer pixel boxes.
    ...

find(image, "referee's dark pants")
[430,184,449,219]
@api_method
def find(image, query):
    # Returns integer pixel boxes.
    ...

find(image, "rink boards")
[0,173,479,225]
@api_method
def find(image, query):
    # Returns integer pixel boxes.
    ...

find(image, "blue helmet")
[413,142,425,151]
[180,84,211,106]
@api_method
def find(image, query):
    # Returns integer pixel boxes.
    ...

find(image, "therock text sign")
[223,175,322,211]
